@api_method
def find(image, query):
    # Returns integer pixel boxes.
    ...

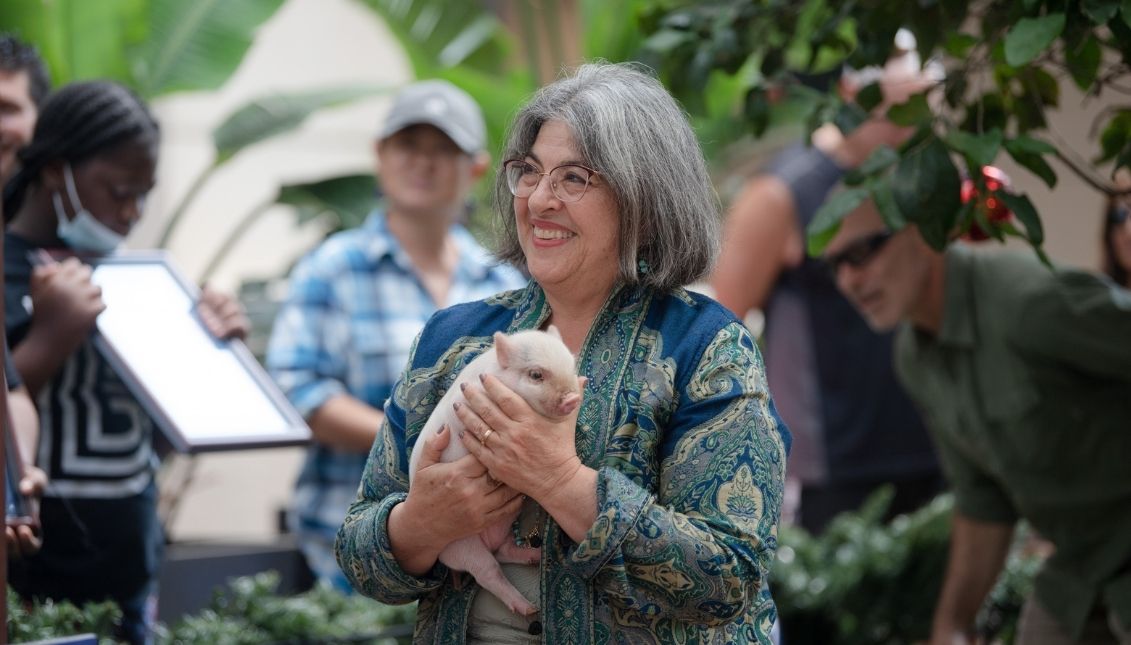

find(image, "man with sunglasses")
[1102,197,1131,289]
[266,80,524,592]
[711,39,943,535]
[824,199,1131,645]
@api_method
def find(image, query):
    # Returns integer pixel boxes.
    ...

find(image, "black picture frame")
[87,252,310,453]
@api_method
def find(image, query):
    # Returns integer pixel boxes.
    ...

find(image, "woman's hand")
[6,465,47,559]
[196,286,250,340]
[455,374,598,542]
[30,258,105,343]
[388,425,525,576]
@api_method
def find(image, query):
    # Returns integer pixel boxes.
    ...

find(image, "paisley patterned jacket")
[335,281,789,644]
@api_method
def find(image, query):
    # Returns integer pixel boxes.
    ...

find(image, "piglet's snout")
[557,391,582,416]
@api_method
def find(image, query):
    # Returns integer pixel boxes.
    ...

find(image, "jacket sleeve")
[560,321,787,627]
[333,334,449,603]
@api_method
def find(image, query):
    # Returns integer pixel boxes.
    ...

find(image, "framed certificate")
[88,252,310,453]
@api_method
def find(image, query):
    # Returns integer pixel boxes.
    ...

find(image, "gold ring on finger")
[481,428,493,447]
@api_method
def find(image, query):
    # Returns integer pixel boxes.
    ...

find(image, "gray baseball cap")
[378,80,486,154]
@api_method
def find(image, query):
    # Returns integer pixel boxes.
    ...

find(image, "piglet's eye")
[528,369,544,382]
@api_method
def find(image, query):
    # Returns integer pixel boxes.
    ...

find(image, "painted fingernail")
[438,424,448,434]
[479,374,486,383]
[453,402,462,410]
[459,431,465,439]
[460,382,467,392]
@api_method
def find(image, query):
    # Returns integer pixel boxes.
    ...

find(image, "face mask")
[53,163,126,255]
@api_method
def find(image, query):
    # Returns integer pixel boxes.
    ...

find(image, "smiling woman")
[336,62,790,644]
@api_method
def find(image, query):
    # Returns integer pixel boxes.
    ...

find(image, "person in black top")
[3,80,249,645]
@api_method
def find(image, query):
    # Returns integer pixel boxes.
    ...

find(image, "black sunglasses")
[1110,205,1130,225]
[824,230,894,276]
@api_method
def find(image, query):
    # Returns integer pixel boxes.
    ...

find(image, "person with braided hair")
[3,80,250,644]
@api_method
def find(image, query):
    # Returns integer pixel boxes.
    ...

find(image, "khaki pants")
[1017,595,1131,645]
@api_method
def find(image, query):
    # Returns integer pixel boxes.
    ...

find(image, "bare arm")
[930,512,1015,644]
[307,394,386,453]
[9,385,38,465]
[7,386,46,558]
[15,259,104,396]
[709,122,897,319]
[710,175,802,317]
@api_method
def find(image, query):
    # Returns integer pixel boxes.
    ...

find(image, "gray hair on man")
[493,61,721,291]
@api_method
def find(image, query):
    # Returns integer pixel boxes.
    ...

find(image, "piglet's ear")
[493,331,511,369]
[545,325,562,341]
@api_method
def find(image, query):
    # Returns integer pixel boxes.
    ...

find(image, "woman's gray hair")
[493,61,720,291]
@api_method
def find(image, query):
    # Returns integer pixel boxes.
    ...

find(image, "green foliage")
[161,571,414,644]
[639,0,1131,257]
[278,174,379,231]
[132,0,286,97]
[212,87,391,163]
[772,491,1042,645]
[9,572,416,645]
[0,0,284,98]
[7,587,121,645]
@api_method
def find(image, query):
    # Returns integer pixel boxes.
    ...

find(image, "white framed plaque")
[88,252,310,453]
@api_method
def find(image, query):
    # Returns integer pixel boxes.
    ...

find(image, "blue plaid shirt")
[266,210,525,589]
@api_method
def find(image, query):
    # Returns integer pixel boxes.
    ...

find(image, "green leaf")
[1081,0,1120,24]
[887,94,932,127]
[833,102,870,136]
[1006,134,1057,155]
[212,86,387,162]
[892,135,962,250]
[1097,110,1131,162]
[806,187,869,256]
[582,0,650,62]
[361,0,509,76]
[0,0,146,86]
[1004,13,1065,66]
[277,174,379,230]
[997,191,1044,245]
[855,82,883,113]
[1065,34,1103,90]
[642,29,695,54]
[944,129,1003,168]
[133,0,285,97]
[744,87,772,137]
[1003,138,1058,188]
[869,179,906,231]
[944,32,980,58]
[844,145,900,186]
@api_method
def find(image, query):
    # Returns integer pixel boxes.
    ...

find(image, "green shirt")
[894,245,1131,639]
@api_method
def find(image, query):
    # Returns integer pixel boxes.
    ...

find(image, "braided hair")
[3,80,159,218]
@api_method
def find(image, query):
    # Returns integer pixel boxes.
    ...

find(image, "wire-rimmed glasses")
[502,159,599,203]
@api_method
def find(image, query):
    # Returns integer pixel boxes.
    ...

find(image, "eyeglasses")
[824,230,894,276]
[502,159,599,203]
[1110,205,1130,225]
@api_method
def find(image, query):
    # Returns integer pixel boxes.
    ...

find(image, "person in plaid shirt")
[266,80,525,592]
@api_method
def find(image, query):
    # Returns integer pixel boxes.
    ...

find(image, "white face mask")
[53,163,127,255]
